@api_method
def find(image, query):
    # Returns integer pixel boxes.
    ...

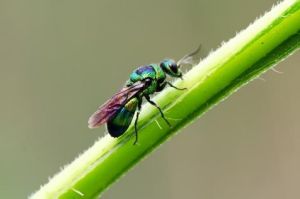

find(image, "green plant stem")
[31,0,300,198]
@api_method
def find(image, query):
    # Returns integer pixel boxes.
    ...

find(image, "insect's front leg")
[144,95,171,127]
[166,81,187,90]
[156,82,167,92]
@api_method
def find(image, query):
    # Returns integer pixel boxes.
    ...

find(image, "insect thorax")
[126,64,166,95]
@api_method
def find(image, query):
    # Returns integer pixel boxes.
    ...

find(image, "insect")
[88,46,201,144]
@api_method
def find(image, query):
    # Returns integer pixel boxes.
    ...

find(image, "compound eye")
[170,64,178,74]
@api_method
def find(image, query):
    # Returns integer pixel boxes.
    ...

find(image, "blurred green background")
[1,0,299,198]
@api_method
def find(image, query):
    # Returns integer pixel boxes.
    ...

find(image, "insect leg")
[133,98,142,145]
[166,81,187,90]
[156,82,166,92]
[144,95,171,127]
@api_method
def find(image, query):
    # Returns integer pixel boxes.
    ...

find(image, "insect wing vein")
[88,82,145,128]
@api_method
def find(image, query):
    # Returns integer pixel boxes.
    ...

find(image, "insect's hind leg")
[145,95,171,127]
[166,81,187,90]
[133,98,142,145]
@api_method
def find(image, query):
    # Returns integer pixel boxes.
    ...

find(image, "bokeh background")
[1,0,299,198]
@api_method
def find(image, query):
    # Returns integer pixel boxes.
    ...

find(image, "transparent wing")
[88,81,146,128]
[177,44,202,67]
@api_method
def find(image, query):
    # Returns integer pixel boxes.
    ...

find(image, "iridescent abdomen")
[107,98,138,137]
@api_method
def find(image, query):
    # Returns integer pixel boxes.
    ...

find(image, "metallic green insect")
[88,46,200,144]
